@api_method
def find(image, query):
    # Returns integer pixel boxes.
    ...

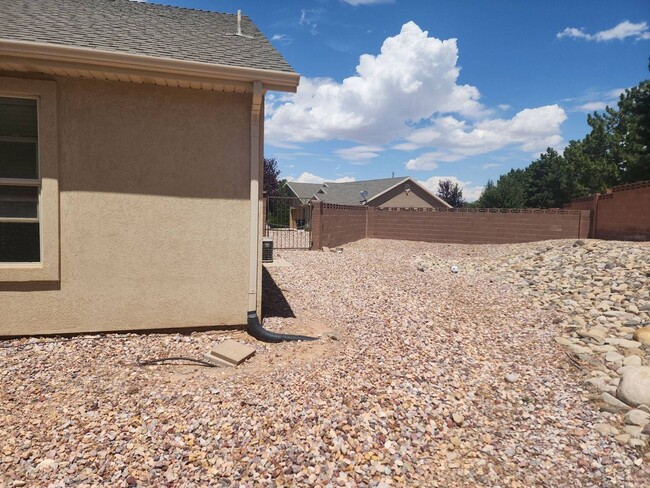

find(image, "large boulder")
[617,366,650,407]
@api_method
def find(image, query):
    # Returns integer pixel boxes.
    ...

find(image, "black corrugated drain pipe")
[247,312,318,343]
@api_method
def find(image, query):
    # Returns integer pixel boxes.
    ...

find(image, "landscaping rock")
[594,423,620,436]
[617,366,650,407]
[624,425,644,436]
[625,409,650,427]
[629,439,647,449]
[633,326,650,346]
[624,355,643,366]
[585,376,616,394]
[451,413,465,426]
[605,351,624,362]
[2,239,649,487]
[602,392,632,410]
[505,373,520,383]
[615,434,632,444]
[605,338,643,349]
[577,326,608,341]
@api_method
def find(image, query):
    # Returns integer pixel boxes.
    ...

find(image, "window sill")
[0,262,59,282]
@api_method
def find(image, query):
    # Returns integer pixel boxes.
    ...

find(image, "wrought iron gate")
[264,197,312,250]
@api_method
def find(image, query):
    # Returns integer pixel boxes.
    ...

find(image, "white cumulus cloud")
[266,21,484,146]
[267,21,568,171]
[402,105,567,170]
[417,176,484,202]
[335,145,384,162]
[557,20,650,42]
[287,172,356,184]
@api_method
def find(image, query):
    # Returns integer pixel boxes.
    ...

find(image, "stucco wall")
[0,76,255,335]
[373,182,447,208]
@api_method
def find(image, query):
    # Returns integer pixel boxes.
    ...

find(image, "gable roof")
[286,177,451,207]
[285,182,325,200]
[0,0,293,73]
[0,0,299,93]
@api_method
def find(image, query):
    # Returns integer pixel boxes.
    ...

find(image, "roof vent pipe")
[233,10,252,38]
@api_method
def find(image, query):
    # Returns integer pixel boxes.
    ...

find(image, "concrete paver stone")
[207,339,256,367]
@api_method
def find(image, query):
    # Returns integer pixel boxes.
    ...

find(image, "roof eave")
[0,39,300,93]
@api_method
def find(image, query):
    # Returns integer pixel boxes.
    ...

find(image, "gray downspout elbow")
[247,312,318,343]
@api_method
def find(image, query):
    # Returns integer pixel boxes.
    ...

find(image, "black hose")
[137,357,218,367]
[247,312,318,343]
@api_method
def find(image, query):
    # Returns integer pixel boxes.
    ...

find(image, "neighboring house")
[286,177,451,210]
[0,0,299,335]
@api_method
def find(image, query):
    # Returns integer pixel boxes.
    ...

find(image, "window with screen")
[0,97,40,262]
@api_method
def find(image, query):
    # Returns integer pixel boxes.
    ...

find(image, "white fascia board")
[0,39,300,93]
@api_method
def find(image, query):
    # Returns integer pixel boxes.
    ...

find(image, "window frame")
[0,77,59,282]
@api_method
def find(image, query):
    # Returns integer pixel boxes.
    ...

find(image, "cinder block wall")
[566,180,650,240]
[596,182,650,240]
[368,208,590,244]
[564,195,597,237]
[312,203,367,249]
[311,203,591,249]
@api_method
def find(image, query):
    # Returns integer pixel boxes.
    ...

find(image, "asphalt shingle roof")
[287,178,409,206]
[0,0,295,73]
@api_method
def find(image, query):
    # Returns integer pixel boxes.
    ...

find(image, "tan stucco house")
[286,177,451,209]
[0,0,299,336]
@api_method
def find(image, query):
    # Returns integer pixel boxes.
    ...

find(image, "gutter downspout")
[247,81,316,342]
[248,81,263,314]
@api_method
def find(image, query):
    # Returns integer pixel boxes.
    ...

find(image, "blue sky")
[144,0,648,200]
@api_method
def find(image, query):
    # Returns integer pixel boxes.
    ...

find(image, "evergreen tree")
[474,72,649,208]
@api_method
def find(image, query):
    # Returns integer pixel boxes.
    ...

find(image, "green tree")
[263,158,281,196]
[562,138,617,197]
[436,179,466,207]
[475,170,527,208]
[524,148,568,208]
[277,178,292,198]
[474,70,649,209]
[475,179,498,207]
[571,77,649,187]
[609,79,650,183]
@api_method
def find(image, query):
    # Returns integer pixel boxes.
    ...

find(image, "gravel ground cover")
[1,238,649,487]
